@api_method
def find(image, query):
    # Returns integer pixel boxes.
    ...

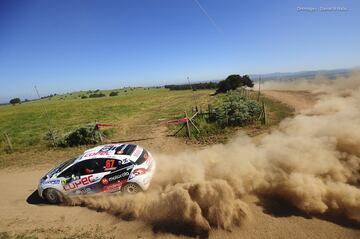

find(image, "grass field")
[0,87,293,161]
[0,88,216,152]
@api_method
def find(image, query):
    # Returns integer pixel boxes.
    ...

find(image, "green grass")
[260,95,295,125]
[0,87,293,162]
[0,88,215,154]
[169,89,294,143]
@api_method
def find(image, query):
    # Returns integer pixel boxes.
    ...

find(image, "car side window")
[76,159,104,176]
[59,165,74,178]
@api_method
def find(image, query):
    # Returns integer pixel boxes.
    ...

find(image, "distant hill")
[0,68,354,104]
[249,68,352,81]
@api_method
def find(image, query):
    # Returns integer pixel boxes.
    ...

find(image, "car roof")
[74,143,144,163]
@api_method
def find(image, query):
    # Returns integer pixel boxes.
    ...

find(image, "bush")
[89,93,106,98]
[61,127,100,147]
[57,126,101,147]
[81,95,88,99]
[211,91,262,127]
[172,91,262,143]
[109,91,118,96]
[9,98,21,105]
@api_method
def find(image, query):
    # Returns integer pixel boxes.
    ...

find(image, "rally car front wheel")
[121,183,141,194]
[43,188,63,204]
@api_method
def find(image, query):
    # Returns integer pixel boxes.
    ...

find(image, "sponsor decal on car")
[101,178,109,185]
[99,145,116,152]
[44,179,60,185]
[104,159,117,171]
[119,158,130,165]
[102,179,127,193]
[63,175,97,191]
[74,184,98,195]
[83,151,110,158]
[109,171,130,182]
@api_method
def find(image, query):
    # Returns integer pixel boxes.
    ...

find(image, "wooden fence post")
[3,133,13,153]
[185,111,191,138]
[257,76,261,102]
[261,102,267,125]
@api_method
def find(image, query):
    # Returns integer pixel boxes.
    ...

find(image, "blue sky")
[0,0,359,102]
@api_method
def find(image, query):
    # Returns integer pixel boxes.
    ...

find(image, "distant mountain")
[249,68,352,81]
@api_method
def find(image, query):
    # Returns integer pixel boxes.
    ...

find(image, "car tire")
[44,188,62,204]
[121,183,141,194]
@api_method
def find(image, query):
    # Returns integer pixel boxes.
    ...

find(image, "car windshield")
[47,157,78,178]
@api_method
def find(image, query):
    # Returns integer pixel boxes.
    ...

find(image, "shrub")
[81,95,88,99]
[57,126,101,147]
[45,125,114,147]
[89,93,106,98]
[109,91,118,96]
[211,91,261,127]
[9,98,21,105]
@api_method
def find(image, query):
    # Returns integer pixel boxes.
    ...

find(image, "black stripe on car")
[135,149,149,165]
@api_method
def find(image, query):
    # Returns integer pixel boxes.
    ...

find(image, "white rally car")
[38,144,156,204]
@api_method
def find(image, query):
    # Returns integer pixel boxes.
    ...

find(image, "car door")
[100,158,134,193]
[62,159,106,195]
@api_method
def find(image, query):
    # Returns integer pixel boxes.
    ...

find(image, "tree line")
[164,74,254,94]
[165,82,218,91]
[8,74,254,105]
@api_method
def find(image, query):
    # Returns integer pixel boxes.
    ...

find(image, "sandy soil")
[0,90,359,239]
[262,90,317,113]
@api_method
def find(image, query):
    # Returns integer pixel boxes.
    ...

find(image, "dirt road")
[0,90,359,239]
[262,90,317,113]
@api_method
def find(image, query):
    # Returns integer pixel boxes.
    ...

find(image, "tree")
[9,98,21,105]
[215,74,254,94]
[242,75,254,88]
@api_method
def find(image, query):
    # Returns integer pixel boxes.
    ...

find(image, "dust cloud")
[69,72,360,234]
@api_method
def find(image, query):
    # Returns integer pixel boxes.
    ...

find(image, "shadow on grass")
[257,195,360,230]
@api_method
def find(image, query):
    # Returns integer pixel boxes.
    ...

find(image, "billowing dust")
[69,72,360,234]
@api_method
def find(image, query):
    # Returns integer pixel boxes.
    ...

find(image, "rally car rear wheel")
[121,183,141,194]
[44,188,62,204]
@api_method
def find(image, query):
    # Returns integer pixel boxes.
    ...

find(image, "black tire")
[43,188,62,204]
[121,183,141,194]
